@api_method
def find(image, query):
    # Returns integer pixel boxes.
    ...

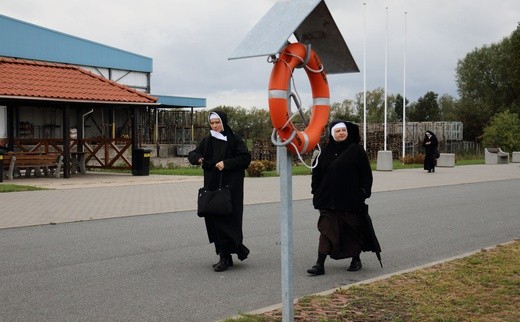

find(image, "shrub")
[482,110,520,152]
[400,154,425,164]
[260,160,276,171]
[247,160,265,177]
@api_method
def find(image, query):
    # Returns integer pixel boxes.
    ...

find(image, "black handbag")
[197,173,232,218]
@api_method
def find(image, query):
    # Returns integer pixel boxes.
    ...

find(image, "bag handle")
[205,170,224,190]
[218,171,224,189]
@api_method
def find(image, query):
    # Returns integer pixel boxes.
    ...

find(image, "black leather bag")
[197,174,232,218]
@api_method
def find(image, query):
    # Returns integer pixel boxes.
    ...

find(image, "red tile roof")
[0,57,157,104]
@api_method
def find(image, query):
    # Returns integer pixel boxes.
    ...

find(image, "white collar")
[210,130,227,141]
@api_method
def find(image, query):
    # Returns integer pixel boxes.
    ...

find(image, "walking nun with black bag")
[188,111,251,272]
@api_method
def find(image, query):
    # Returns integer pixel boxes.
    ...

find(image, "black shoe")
[237,244,250,261]
[427,170,431,173]
[212,255,233,269]
[213,257,229,272]
[307,264,325,276]
[348,258,362,271]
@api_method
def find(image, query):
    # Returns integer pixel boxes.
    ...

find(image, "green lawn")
[148,159,484,177]
[0,184,46,193]
[0,158,485,192]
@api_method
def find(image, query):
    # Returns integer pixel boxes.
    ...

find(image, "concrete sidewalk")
[1,163,519,229]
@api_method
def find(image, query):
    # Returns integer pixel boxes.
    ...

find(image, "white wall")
[0,106,6,138]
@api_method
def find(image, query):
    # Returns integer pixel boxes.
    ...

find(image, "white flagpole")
[363,2,367,150]
[384,6,388,151]
[402,11,407,159]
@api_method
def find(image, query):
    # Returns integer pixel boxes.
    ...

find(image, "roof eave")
[0,95,158,105]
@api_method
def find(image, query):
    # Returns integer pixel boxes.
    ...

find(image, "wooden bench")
[485,148,509,164]
[3,152,63,179]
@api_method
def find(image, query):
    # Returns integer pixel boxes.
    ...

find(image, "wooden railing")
[14,138,133,170]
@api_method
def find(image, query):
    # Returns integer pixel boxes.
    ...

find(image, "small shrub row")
[400,154,425,164]
[247,160,276,177]
[149,161,179,170]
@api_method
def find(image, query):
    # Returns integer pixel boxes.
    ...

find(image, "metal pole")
[279,145,294,321]
[384,6,388,151]
[402,11,407,159]
[363,2,367,150]
[279,76,294,320]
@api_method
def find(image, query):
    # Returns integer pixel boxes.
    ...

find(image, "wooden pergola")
[0,57,157,178]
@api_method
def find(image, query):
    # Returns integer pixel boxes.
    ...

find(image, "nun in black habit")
[307,120,381,275]
[188,111,251,272]
[422,130,439,173]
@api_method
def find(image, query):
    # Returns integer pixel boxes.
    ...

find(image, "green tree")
[353,88,396,123]
[408,91,440,121]
[438,94,459,121]
[393,94,409,122]
[330,99,359,122]
[246,107,272,139]
[482,110,520,152]
[211,106,249,138]
[455,24,520,140]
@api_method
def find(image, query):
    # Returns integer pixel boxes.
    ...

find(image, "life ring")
[268,42,330,154]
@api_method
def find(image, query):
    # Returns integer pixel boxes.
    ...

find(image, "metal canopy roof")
[154,95,206,108]
[0,14,153,73]
[229,0,358,74]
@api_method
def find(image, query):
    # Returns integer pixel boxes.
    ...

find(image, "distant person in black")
[188,111,251,272]
[422,130,439,173]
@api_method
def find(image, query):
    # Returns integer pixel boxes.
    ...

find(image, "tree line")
[209,24,520,153]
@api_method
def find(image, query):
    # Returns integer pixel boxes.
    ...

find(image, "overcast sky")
[2,0,520,109]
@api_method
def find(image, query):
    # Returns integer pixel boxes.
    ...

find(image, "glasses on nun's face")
[333,127,348,141]
[210,119,223,132]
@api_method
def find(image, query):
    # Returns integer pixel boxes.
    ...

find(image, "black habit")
[311,120,381,262]
[188,112,251,257]
[422,130,439,172]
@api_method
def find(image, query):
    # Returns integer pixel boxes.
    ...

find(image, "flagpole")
[402,11,407,159]
[384,6,388,151]
[363,2,367,150]
[376,4,393,172]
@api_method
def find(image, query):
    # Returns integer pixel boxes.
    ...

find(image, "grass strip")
[229,240,520,321]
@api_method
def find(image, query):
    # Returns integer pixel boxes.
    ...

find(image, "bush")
[482,110,520,152]
[260,160,276,171]
[247,160,265,177]
[400,154,425,164]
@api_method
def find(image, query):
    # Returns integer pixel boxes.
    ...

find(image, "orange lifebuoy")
[268,42,330,154]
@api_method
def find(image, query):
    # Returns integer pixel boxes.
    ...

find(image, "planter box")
[512,151,520,163]
[437,153,455,167]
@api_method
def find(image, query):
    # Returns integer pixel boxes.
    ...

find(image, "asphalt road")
[1,179,519,321]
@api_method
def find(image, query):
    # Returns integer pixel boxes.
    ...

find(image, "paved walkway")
[1,163,519,229]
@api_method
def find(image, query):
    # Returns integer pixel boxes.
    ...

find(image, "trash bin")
[132,148,151,176]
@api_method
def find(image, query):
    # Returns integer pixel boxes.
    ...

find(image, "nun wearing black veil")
[188,110,251,272]
[422,130,439,173]
[307,120,381,275]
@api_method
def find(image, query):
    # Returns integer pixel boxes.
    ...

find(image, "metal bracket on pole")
[271,128,297,147]
[289,93,308,127]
